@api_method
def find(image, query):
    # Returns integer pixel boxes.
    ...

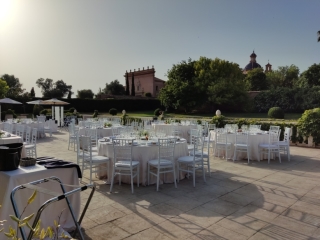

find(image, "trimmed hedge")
[268,107,284,119]
[109,108,117,116]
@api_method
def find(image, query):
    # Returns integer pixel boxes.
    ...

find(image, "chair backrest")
[86,128,98,146]
[193,136,205,158]
[16,124,25,138]
[283,127,291,143]
[158,138,176,163]
[235,132,249,145]
[215,128,228,144]
[31,128,37,144]
[268,129,280,145]
[3,123,13,133]
[112,126,121,137]
[190,128,201,145]
[208,124,216,131]
[25,126,32,143]
[270,125,280,132]
[78,136,92,160]
[241,125,249,131]
[112,138,133,165]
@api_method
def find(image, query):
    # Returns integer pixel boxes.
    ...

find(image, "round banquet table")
[152,124,197,143]
[0,122,58,134]
[97,140,189,185]
[78,126,123,138]
[210,130,270,161]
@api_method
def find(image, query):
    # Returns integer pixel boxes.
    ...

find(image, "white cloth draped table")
[78,127,115,138]
[97,141,189,185]
[152,124,197,143]
[0,165,80,233]
[0,122,58,134]
[210,130,270,160]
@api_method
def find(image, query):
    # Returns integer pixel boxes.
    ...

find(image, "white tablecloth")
[78,127,114,138]
[97,141,189,185]
[210,131,270,160]
[152,124,197,143]
[0,165,80,233]
[0,122,58,133]
[0,133,26,158]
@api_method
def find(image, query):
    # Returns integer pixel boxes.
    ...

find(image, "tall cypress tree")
[131,72,135,96]
[125,72,130,95]
[30,87,35,97]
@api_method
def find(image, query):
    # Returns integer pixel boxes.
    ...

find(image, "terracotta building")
[124,66,165,97]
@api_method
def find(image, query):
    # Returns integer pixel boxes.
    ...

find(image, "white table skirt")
[97,141,189,185]
[0,165,80,233]
[152,124,197,143]
[210,131,270,160]
[0,133,26,158]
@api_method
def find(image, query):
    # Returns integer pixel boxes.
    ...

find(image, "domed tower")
[243,51,262,74]
[265,61,272,72]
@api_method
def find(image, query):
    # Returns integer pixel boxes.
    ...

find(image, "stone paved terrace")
[36,131,320,240]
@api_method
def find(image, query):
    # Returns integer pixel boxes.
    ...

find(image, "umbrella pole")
[0,104,1,122]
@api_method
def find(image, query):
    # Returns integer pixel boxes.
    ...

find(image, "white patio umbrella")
[0,98,22,121]
[40,98,69,126]
[26,100,44,105]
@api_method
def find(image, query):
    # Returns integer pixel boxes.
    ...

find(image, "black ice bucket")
[0,143,23,171]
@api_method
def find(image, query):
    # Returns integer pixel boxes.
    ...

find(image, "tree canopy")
[266,65,299,88]
[103,80,125,95]
[77,89,94,99]
[302,63,320,87]
[0,79,9,98]
[0,74,25,98]
[159,57,249,112]
[244,68,268,91]
[36,78,72,98]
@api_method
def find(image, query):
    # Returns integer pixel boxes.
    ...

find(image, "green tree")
[0,79,9,98]
[266,65,299,88]
[131,74,135,96]
[103,80,125,95]
[0,74,25,97]
[30,87,35,97]
[159,59,201,112]
[36,78,72,98]
[302,63,320,87]
[244,68,268,90]
[77,89,94,99]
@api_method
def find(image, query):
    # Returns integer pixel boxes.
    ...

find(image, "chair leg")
[193,166,196,187]
[156,168,160,191]
[233,147,236,162]
[173,164,177,188]
[268,150,271,164]
[202,162,206,183]
[207,157,211,176]
[247,148,250,164]
[137,166,140,188]
[131,170,134,194]
[147,164,150,186]
[177,163,180,183]
[287,147,290,161]
[109,169,115,193]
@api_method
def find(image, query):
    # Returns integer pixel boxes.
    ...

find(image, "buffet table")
[210,130,270,160]
[97,140,189,185]
[0,165,80,232]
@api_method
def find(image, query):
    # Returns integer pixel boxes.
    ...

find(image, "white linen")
[210,130,270,160]
[78,127,114,138]
[97,141,189,185]
[0,165,80,233]
[0,122,58,133]
[0,133,26,157]
[152,124,197,143]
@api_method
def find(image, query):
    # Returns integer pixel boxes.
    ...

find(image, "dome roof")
[244,62,262,71]
[250,51,257,58]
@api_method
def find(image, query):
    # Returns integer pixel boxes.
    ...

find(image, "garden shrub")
[92,110,99,118]
[109,108,117,116]
[268,107,284,119]
[5,109,17,118]
[154,108,162,116]
[69,107,75,113]
[211,115,227,128]
[145,92,152,97]
[40,109,48,115]
[297,108,320,144]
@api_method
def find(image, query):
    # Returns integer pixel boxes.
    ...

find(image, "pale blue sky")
[0,0,319,97]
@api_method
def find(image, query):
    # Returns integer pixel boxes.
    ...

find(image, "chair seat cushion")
[278,141,289,146]
[259,144,279,149]
[190,151,209,157]
[148,159,173,166]
[234,143,249,148]
[86,156,109,163]
[178,156,202,163]
[115,160,140,167]
[25,144,36,149]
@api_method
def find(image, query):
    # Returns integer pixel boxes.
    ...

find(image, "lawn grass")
[97,111,301,120]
